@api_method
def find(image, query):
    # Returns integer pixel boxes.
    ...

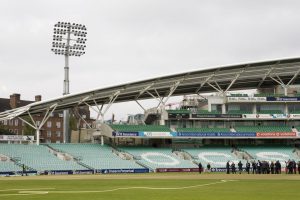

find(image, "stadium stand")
[0,161,22,172]
[0,144,87,171]
[183,147,242,168]
[49,144,145,170]
[257,110,283,114]
[167,110,191,114]
[197,110,220,114]
[240,146,298,163]
[227,110,252,114]
[229,93,248,97]
[254,93,285,97]
[235,126,292,132]
[176,127,230,132]
[120,147,197,170]
[110,125,171,132]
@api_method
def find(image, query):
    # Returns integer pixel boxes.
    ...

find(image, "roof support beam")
[135,100,146,112]
[287,67,300,86]
[224,68,245,93]
[72,108,92,129]
[257,67,274,88]
[18,103,57,145]
[135,83,154,99]
[207,82,223,93]
[195,74,214,94]
[162,79,182,107]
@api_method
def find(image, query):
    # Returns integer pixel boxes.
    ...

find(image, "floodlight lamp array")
[51,22,87,57]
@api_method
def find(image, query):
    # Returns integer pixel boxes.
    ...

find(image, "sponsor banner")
[191,114,242,119]
[0,135,34,141]
[267,97,300,102]
[48,170,73,175]
[227,97,266,102]
[243,114,288,119]
[176,132,256,138]
[0,171,16,176]
[73,170,94,175]
[289,114,300,119]
[256,132,297,138]
[112,132,139,137]
[143,132,172,137]
[156,168,199,173]
[211,168,246,172]
[100,168,149,174]
[168,113,190,119]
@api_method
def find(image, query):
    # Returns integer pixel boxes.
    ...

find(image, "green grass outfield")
[0,173,300,200]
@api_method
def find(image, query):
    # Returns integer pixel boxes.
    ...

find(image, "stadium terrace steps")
[110,125,171,132]
[183,147,244,168]
[0,144,87,171]
[234,126,292,132]
[240,146,298,162]
[0,161,22,172]
[49,144,145,170]
[120,147,197,170]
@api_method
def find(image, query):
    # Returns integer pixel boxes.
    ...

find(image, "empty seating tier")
[235,126,292,132]
[120,147,197,170]
[0,144,87,171]
[110,125,171,132]
[49,144,144,170]
[176,127,230,132]
[183,147,243,168]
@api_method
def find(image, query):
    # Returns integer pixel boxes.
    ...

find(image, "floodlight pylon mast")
[63,27,71,144]
[51,22,87,143]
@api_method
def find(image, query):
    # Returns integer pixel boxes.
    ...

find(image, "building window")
[3,120,7,125]
[56,122,61,128]
[14,120,18,126]
[9,120,13,126]
[36,121,41,126]
[46,139,51,143]
[47,131,51,138]
[47,121,52,128]
[56,131,61,137]
[56,140,61,143]
[22,121,25,126]
[82,115,86,119]
[59,113,63,118]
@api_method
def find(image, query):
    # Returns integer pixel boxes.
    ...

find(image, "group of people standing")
[225,160,300,174]
[198,160,300,174]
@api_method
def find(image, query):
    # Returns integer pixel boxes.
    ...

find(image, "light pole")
[51,22,87,143]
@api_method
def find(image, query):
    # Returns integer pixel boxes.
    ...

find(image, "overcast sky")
[1,0,300,120]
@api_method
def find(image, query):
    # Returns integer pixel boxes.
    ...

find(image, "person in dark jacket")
[226,161,230,174]
[293,160,297,174]
[257,160,261,174]
[238,161,243,174]
[252,161,257,174]
[298,161,300,174]
[198,162,203,174]
[207,163,211,173]
[231,162,236,174]
[246,161,250,174]
[270,161,275,174]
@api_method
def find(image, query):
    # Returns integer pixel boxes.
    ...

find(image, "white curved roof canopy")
[1,57,300,121]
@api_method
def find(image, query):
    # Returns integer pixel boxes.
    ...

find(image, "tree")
[69,115,78,131]
[22,117,35,135]
[0,123,10,135]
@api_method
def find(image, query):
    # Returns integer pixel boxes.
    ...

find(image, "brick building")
[0,93,92,143]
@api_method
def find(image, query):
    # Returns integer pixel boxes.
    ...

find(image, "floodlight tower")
[51,22,87,143]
